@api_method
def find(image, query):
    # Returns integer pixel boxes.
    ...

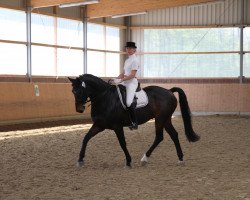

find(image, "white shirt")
[124,54,139,77]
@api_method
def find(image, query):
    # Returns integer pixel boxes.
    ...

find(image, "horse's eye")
[72,89,77,94]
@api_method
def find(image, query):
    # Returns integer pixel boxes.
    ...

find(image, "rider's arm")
[117,70,125,79]
[122,70,137,81]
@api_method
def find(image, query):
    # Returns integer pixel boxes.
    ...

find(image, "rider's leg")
[127,101,138,130]
[125,79,138,130]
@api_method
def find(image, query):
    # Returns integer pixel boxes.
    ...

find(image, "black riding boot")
[127,103,138,130]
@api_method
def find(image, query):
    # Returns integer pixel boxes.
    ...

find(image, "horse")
[68,74,200,168]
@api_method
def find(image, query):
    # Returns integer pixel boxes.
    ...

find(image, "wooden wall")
[0,82,249,125]
[148,83,250,113]
[0,82,90,125]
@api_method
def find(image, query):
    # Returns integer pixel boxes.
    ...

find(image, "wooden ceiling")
[30,0,219,19]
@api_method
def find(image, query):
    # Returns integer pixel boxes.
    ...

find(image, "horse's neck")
[86,79,108,99]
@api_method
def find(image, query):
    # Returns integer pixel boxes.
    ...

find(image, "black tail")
[170,87,200,142]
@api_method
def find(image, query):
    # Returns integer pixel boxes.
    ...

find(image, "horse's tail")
[170,87,200,142]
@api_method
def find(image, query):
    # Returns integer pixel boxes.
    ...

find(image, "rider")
[113,41,139,130]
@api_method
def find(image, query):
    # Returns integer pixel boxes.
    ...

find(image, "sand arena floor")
[0,115,249,200]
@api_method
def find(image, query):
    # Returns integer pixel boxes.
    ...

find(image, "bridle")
[79,80,114,107]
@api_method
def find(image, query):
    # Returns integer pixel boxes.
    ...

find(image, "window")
[32,46,55,76]
[244,54,250,77]
[0,8,26,41]
[144,54,240,77]
[143,28,241,77]
[87,23,105,50]
[87,23,121,77]
[244,27,250,51]
[144,28,240,52]
[57,18,83,47]
[0,8,121,77]
[0,8,26,75]
[57,18,83,76]
[0,43,27,75]
[244,28,250,77]
[57,48,83,76]
[31,14,84,76]
[31,13,55,44]
[106,27,120,51]
[87,51,105,76]
[106,53,120,77]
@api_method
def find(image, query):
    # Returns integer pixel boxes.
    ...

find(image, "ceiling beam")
[30,0,219,18]
[87,0,218,19]
[30,0,87,8]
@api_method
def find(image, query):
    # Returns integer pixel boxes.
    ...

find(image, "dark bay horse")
[69,74,200,167]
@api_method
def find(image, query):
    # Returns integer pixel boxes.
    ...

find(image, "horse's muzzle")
[75,103,85,113]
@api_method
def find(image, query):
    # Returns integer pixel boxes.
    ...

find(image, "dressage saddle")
[118,82,141,108]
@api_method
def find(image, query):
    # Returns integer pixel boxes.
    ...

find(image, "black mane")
[78,74,109,91]
[77,74,118,117]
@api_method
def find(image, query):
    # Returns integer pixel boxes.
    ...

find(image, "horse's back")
[143,85,176,99]
[143,85,178,113]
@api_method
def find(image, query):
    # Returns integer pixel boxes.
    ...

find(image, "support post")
[125,16,131,42]
[239,0,245,84]
[83,6,88,74]
[26,6,32,82]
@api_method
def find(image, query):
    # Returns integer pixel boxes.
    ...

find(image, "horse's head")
[68,77,88,113]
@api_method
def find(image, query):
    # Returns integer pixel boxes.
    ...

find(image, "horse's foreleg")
[165,121,184,164]
[141,122,164,166]
[114,127,132,168]
[78,124,104,167]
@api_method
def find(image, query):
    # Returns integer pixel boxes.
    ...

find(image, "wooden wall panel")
[239,84,250,112]
[0,83,90,124]
[141,83,247,113]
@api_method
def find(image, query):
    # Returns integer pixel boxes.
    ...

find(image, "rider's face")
[126,47,136,55]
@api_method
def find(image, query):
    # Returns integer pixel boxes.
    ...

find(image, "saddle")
[116,82,148,109]
[118,83,141,107]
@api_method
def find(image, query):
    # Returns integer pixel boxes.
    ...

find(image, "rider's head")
[125,42,137,55]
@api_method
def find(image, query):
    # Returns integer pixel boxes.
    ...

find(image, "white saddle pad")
[135,90,148,109]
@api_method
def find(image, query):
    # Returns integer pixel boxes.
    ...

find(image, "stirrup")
[129,122,138,130]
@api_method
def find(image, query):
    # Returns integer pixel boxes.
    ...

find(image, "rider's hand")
[113,78,122,85]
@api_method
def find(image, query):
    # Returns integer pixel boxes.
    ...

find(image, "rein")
[115,85,127,110]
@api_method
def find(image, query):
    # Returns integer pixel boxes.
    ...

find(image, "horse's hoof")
[124,165,132,170]
[77,161,84,167]
[140,154,148,166]
[177,160,185,166]
[141,160,148,166]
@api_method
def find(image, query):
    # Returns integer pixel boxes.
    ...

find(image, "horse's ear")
[68,77,75,83]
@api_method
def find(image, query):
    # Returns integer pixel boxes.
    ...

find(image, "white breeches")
[121,78,138,107]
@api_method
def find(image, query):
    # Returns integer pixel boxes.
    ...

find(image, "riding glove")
[113,78,122,84]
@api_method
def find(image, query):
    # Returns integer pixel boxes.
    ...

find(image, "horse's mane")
[78,74,117,111]
[78,74,109,89]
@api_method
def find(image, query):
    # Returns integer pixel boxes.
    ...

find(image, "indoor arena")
[0,0,249,199]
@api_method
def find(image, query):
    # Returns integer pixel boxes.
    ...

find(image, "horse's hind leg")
[165,118,184,163]
[141,120,164,166]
